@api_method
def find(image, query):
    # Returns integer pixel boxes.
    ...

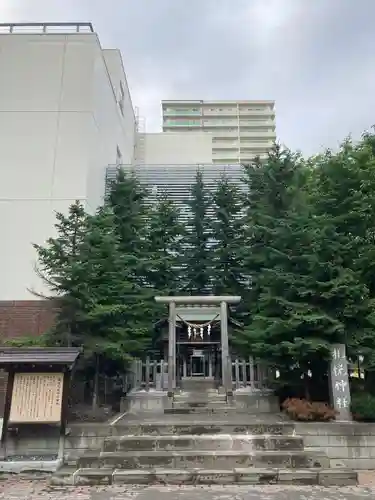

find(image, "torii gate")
[154,295,241,396]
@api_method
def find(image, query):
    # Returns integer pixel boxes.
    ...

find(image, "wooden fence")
[127,357,269,392]
[231,357,269,390]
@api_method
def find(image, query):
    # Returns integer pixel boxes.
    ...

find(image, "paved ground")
[1,480,375,500]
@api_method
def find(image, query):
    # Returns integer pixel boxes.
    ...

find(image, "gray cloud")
[1,0,375,155]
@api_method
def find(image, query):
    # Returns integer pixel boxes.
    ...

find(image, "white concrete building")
[162,100,276,164]
[0,22,136,301]
[137,132,213,165]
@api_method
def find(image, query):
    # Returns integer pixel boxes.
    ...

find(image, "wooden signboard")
[9,372,64,424]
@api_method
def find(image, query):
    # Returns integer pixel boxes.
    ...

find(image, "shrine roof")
[0,347,81,367]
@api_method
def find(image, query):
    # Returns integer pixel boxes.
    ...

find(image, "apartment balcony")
[240,141,273,149]
[240,130,276,139]
[239,120,275,128]
[163,109,202,117]
[202,120,238,127]
[209,129,239,138]
[163,119,202,128]
[239,108,275,117]
[202,108,237,117]
[240,148,269,160]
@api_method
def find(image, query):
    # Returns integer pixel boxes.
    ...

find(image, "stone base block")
[234,467,278,484]
[74,468,113,485]
[112,469,151,485]
[153,469,194,485]
[318,469,358,486]
[234,393,280,413]
[0,459,62,473]
[278,468,319,484]
[50,467,358,486]
[120,390,169,414]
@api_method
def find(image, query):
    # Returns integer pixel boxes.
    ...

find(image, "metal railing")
[0,22,94,34]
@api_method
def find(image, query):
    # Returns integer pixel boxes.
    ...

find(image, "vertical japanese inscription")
[9,373,64,423]
[330,344,351,420]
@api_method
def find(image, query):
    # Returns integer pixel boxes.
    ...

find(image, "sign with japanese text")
[9,372,64,424]
[330,344,351,421]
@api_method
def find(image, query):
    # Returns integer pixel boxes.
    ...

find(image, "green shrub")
[351,393,375,422]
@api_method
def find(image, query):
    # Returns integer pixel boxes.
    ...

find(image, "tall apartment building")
[162,100,276,164]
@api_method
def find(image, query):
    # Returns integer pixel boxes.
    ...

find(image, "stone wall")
[296,422,375,470]
[5,425,60,458]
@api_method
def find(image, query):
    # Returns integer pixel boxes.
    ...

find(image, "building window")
[116,146,122,165]
[118,82,125,117]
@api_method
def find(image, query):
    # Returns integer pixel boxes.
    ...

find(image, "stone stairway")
[51,388,358,486]
[167,386,232,415]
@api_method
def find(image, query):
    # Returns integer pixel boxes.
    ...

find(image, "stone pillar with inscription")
[330,343,352,421]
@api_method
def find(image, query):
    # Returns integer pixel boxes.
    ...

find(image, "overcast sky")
[1,0,375,155]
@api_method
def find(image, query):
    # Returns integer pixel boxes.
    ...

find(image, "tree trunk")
[66,326,71,348]
[92,354,100,410]
[304,373,311,401]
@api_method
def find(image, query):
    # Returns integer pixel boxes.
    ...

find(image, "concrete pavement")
[0,480,375,500]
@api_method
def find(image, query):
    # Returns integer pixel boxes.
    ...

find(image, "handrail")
[0,22,94,34]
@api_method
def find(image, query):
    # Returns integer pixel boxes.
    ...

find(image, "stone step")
[174,391,226,399]
[164,407,244,415]
[50,465,77,485]
[108,421,295,436]
[50,467,358,486]
[180,380,217,392]
[78,449,330,470]
[172,401,229,409]
[165,403,279,414]
[173,396,227,403]
[102,434,304,452]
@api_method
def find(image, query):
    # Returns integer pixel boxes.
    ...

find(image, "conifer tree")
[211,174,245,296]
[235,145,373,392]
[146,191,186,293]
[309,135,375,370]
[34,202,154,360]
[107,168,150,285]
[33,200,88,347]
[78,207,153,363]
[182,169,212,294]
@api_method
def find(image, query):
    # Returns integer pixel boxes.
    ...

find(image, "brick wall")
[0,300,57,339]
